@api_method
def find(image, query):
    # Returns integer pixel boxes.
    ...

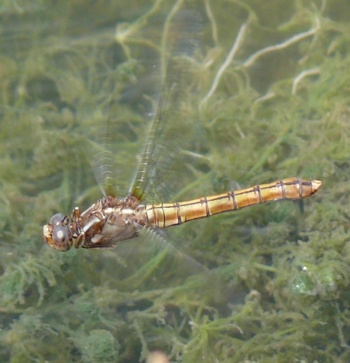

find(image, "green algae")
[0,0,349,362]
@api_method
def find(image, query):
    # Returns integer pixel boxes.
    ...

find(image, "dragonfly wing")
[88,135,118,197]
[129,9,206,204]
[107,225,229,304]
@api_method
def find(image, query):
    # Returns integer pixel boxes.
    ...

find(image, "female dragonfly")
[43,11,321,252]
[43,176,321,251]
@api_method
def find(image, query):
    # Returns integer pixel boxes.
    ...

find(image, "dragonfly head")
[43,213,73,251]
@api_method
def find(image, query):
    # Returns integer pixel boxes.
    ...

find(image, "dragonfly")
[43,177,321,251]
[42,10,322,253]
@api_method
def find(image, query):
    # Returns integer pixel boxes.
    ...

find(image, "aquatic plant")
[1,0,349,362]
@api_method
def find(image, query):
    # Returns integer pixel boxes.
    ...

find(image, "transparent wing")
[82,4,207,204]
[129,8,206,203]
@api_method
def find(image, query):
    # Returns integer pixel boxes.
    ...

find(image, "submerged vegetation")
[0,0,350,362]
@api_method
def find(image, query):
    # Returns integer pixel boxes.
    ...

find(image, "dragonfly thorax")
[43,195,149,251]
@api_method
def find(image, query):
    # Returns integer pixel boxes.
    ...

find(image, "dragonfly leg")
[71,207,83,248]
[75,232,86,249]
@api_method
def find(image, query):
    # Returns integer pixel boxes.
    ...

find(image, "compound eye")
[49,213,66,226]
[52,226,71,251]
[49,213,70,226]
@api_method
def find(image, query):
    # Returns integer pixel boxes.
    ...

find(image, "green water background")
[0,0,349,362]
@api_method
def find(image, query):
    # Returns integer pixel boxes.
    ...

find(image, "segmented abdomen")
[145,177,322,228]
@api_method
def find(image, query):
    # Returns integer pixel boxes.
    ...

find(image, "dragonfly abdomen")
[145,178,321,228]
